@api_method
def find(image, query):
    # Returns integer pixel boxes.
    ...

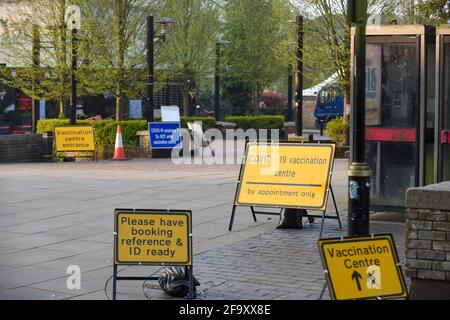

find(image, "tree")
[0,0,73,115]
[222,0,289,114]
[294,1,394,114]
[79,0,159,120]
[418,0,450,23]
[395,0,450,24]
[157,0,219,116]
[283,0,395,144]
[222,77,252,116]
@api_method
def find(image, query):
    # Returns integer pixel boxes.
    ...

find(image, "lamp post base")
[347,162,372,237]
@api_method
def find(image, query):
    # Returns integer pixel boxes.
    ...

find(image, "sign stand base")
[112,209,194,300]
[55,151,97,162]
[229,185,342,239]
[112,265,195,300]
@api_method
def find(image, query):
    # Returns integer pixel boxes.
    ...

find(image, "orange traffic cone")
[113,125,127,160]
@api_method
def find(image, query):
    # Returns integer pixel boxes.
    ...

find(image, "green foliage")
[416,0,450,25]
[225,115,285,130]
[180,117,216,131]
[223,0,290,112]
[37,117,216,146]
[158,0,219,116]
[326,117,349,147]
[0,0,72,113]
[222,78,253,116]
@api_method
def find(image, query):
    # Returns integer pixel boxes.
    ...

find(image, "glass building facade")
[352,26,436,210]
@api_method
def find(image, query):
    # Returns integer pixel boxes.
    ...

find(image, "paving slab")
[0,287,75,300]
[0,158,358,300]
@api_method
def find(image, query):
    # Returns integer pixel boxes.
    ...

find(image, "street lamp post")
[70,29,78,125]
[147,16,154,123]
[295,15,304,136]
[31,24,40,133]
[146,17,175,123]
[287,64,293,122]
[347,0,371,237]
[278,16,306,230]
[214,41,221,122]
[65,5,81,126]
[214,40,228,121]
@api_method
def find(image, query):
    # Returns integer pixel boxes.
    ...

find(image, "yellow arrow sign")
[319,234,408,300]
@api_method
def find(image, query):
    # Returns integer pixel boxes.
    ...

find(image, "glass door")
[441,40,450,181]
[365,37,420,208]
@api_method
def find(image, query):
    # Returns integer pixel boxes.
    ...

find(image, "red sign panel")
[442,131,450,144]
[365,128,416,143]
[17,94,32,111]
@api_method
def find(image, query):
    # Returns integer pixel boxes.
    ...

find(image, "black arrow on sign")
[352,271,362,291]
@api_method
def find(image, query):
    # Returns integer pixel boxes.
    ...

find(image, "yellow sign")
[319,234,408,300]
[54,126,95,152]
[236,143,335,210]
[114,210,192,266]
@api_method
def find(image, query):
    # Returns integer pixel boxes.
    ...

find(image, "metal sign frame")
[229,141,341,238]
[112,208,194,300]
[318,234,408,300]
[114,209,192,266]
[53,125,97,161]
[435,27,450,183]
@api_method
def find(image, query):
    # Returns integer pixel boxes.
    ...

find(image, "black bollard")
[277,208,307,229]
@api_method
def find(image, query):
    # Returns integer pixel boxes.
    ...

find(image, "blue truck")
[313,84,344,129]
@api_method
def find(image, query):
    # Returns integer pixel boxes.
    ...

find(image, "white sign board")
[129,100,143,119]
[187,122,206,148]
[161,106,181,123]
[39,100,46,120]
[65,5,81,30]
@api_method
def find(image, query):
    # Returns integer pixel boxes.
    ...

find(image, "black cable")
[142,268,164,300]
[103,265,163,300]
[104,266,127,301]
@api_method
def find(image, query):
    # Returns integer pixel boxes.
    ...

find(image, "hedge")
[179,117,216,131]
[37,117,216,146]
[224,115,285,130]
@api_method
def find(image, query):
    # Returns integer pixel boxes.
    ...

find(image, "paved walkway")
[140,219,405,301]
[0,158,404,300]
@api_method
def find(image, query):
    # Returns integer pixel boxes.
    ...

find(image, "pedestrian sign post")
[54,125,97,161]
[318,234,408,300]
[229,142,341,237]
[112,209,194,300]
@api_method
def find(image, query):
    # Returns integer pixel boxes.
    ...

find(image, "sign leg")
[188,266,194,300]
[112,265,118,301]
[250,207,258,222]
[229,205,237,231]
[318,281,328,300]
[330,185,342,229]
[319,210,326,239]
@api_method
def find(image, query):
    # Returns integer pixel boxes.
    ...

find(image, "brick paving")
[0,157,406,300]
[143,219,406,300]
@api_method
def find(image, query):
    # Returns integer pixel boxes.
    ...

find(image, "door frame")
[435,29,450,183]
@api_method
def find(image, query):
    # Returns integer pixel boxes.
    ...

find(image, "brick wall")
[405,182,450,299]
[0,134,53,163]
